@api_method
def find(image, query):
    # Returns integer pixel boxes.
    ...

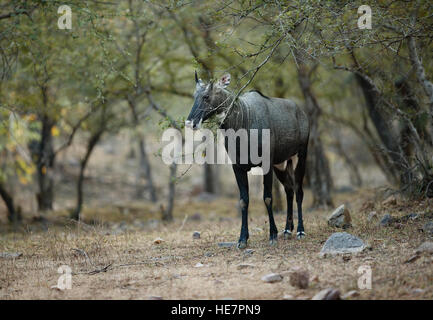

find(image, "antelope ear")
[217,73,231,88]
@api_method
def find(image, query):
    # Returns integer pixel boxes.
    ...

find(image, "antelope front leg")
[263,170,278,246]
[233,165,249,249]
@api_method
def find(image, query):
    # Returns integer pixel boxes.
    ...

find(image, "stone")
[379,214,394,227]
[312,288,341,300]
[319,232,366,257]
[289,269,309,289]
[327,205,352,229]
[192,231,201,239]
[342,290,359,299]
[148,296,163,300]
[261,273,283,283]
[415,241,433,254]
[367,211,378,222]
[405,213,419,221]
[50,285,64,291]
[194,262,204,268]
[283,294,294,300]
[217,242,236,248]
[412,288,425,296]
[153,237,164,244]
[0,252,22,259]
[423,221,433,235]
[236,263,255,270]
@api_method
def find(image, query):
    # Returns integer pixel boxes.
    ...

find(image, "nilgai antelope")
[186,72,310,248]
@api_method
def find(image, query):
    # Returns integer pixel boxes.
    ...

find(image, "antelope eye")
[203,95,210,102]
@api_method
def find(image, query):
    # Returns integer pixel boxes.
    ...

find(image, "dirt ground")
[1,187,432,300]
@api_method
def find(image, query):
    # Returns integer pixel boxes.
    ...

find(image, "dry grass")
[1,188,432,300]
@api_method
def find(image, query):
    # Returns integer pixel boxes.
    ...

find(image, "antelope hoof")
[296,231,306,240]
[269,238,278,246]
[237,240,248,249]
[283,230,292,240]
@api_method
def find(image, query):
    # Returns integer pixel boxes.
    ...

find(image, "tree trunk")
[137,137,157,202]
[294,55,333,208]
[71,131,103,220]
[36,115,55,211]
[407,32,433,117]
[0,182,19,222]
[162,163,176,221]
[355,74,405,185]
[127,98,157,202]
[333,130,362,188]
[204,163,219,194]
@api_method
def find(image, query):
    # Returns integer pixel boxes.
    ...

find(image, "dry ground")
[1,188,432,300]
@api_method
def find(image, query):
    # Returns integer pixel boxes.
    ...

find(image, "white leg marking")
[291,155,298,169]
[273,161,287,171]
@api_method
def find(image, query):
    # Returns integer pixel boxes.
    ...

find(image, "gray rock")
[312,288,341,300]
[423,221,433,235]
[327,205,352,229]
[217,242,236,248]
[319,232,366,257]
[261,273,283,283]
[379,214,394,227]
[415,241,433,254]
[396,212,419,223]
[236,263,255,270]
[192,231,201,239]
[406,213,419,220]
[412,288,425,296]
[0,252,22,259]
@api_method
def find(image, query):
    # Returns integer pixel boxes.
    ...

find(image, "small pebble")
[261,273,283,283]
[217,242,236,248]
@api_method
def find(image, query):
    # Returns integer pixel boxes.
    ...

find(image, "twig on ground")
[71,248,94,267]
[178,215,188,233]
[77,263,113,275]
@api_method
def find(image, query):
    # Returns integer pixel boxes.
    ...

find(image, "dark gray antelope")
[186,72,310,248]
